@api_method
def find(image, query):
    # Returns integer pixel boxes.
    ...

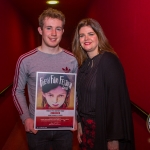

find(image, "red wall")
[86,0,150,149]
[0,1,37,91]
[0,0,37,148]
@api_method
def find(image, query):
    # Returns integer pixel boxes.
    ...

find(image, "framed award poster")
[34,72,76,130]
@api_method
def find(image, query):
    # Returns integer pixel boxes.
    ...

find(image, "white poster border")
[34,72,76,130]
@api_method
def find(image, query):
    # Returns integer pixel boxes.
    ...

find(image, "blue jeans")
[26,130,73,150]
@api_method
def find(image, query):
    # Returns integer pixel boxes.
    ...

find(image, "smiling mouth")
[51,39,57,41]
[84,42,91,45]
[49,37,57,41]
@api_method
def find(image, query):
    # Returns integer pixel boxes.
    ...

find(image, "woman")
[72,18,135,150]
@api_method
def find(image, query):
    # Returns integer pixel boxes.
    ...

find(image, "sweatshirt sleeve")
[12,57,30,123]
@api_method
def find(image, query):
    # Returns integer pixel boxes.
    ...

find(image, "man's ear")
[38,27,42,35]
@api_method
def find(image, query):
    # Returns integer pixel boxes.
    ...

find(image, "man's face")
[43,86,67,108]
[38,17,64,48]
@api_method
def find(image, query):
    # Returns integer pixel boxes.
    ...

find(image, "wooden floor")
[2,120,79,150]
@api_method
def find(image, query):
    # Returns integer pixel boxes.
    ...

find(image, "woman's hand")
[71,119,77,131]
[77,122,82,143]
[107,140,119,150]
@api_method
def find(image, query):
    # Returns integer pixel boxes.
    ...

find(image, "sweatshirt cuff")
[20,113,31,123]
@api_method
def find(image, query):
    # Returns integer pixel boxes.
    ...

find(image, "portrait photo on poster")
[34,72,76,130]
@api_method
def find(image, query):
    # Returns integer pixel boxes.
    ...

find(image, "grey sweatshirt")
[12,48,78,122]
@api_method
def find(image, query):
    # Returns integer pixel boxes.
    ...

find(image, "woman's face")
[79,25,99,58]
[43,86,67,108]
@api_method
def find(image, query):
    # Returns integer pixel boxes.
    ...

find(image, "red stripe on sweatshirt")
[63,49,75,57]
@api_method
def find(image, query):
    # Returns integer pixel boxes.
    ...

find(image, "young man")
[12,8,78,150]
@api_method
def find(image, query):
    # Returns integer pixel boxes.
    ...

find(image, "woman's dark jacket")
[93,52,135,149]
[75,52,135,150]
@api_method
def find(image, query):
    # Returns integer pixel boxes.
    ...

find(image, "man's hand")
[24,118,38,134]
[107,140,119,150]
[77,122,82,143]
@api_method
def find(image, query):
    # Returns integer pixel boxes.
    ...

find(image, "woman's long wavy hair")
[72,18,117,67]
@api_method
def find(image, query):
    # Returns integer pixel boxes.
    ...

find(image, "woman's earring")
[80,45,83,50]
[98,45,101,51]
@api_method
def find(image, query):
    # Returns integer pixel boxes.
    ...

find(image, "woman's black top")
[77,54,102,121]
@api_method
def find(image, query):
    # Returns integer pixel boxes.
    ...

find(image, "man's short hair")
[38,7,65,29]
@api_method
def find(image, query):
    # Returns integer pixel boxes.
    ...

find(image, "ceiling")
[9,0,92,39]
